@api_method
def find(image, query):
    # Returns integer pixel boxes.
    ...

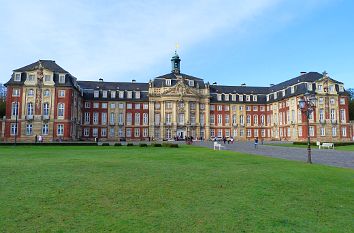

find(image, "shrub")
[101,143,110,146]
[139,143,148,147]
[169,144,179,148]
[151,143,162,147]
[127,143,134,146]
[162,143,171,147]
[114,143,122,146]
[162,143,178,148]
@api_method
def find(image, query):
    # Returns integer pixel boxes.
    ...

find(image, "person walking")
[254,137,259,149]
[223,137,226,144]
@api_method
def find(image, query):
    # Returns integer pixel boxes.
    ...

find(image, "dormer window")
[307,83,313,91]
[166,79,171,86]
[102,91,107,98]
[59,74,65,83]
[188,80,194,87]
[127,91,132,99]
[282,90,285,97]
[135,91,140,99]
[94,90,99,98]
[14,73,21,81]
[339,85,344,92]
[111,91,116,98]
[317,84,323,92]
[253,95,257,101]
[119,91,124,98]
[266,95,269,101]
[28,74,35,82]
[274,92,277,99]
[239,95,244,101]
[217,94,222,101]
[232,94,236,101]
[246,95,250,102]
[224,94,229,101]
[44,75,51,82]
[291,86,295,94]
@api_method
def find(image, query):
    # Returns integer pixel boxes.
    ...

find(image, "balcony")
[26,115,34,120]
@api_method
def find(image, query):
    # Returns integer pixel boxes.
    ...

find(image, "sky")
[0,0,353,88]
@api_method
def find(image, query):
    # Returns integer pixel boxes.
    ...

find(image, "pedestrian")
[35,134,38,143]
[38,135,43,143]
[223,137,226,144]
[254,137,259,149]
[231,137,234,144]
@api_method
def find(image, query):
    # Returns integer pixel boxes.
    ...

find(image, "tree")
[348,88,354,120]
[0,101,5,118]
[0,83,6,118]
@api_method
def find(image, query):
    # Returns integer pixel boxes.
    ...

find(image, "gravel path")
[193,141,354,169]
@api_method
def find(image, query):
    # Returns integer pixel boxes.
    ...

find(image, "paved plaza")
[193,141,354,169]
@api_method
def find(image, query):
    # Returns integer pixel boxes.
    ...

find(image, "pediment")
[161,79,201,97]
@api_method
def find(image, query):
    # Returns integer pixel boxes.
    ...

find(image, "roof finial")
[175,42,179,54]
[322,70,328,77]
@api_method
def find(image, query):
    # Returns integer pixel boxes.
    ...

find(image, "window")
[240,115,244,125]
[188,80,194,87]
[319,97,324,104]
[93,112,99,124]
[340,98,345,105]
[102,103,107,109]
[317,84,323,92]
[12,88,20,96]
[225,115,229,124]
[134,128,140,137]
[118,103,124,109]
[94,91,99,98]
[44,75,51,82]
[118,128,124,137]
[217,105,222,111]
[143,103,149,109]
[166,102,172,109]
[44,89,50,97]
[57,124,64,136]
[111,91,116,98]
[332,127,337,136]
[85,102,90,108]
[330,109,336,120]
[28,74,35,82]
[260,115,265,125]
[127,91,132,99]
[232,94,236,101]
[246,115,251,125]
[102,112,107,125]
[339,85,344,92]
[254,129,258,137]
[26,124,33,135]
[143,128,148,137]
[110,127,115,137]
[329,85,334,92]
[340,109,346,122]
[253,95,257,101]
[298,127,302,137]
[110,112,115,124]
[126,128,132,137]
[135,103,140,110]
[282,90,285,97]
[224,94,229,101]
[253,115,258,125]
[84,128,90,137]
[319,109,324,121]
[28,89,34,96]
[110,103,115,109]
[11,123,17,135]
[217,114,222,125]
[93,102,99,108]
[246,95,250,101]
[135,91,140,99]
[246,106,251,111]
[210,105,215,111]
[127,103,132,109]
[14,73,21,81]
[307,83,313,91]
[217,94,222,101]
[135,113,140,125]
[126,113,132,125]
[143,113,148,125]
[119,91,124,98]
[200,113,205,125]
[93,128,98,137]
[291,86,295,94]
[59,74,65,83]
[341,127,347,137]
[43,102,49,116]
[309,126,314,137]
[11,102,18,116]
[218,129,222,137]
[225,105,229,111]
[42,124,49,135]
[239,95,244,101]
[58,90,65,97]
[210,114,215,124]
[274,92,277,99]
[232,114,237,124]
[101,128,107,137]
[330,98,335,105]
[58,103,64,117]
[210,129,215,137]
[27,102,34,116]
[166,79,171,86]
[246,129,251,137]
[155,114,160,125]
[118,113,124,124]
[155,102,160,109]
[84,112,90,124]
[166,113,171,124]
[253,106,258,111]
[190,102,196,110]
[190,113,196,124]
[320,127,326,136]
[102,91,107,98]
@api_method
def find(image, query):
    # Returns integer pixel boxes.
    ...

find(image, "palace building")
[2,53,353,142]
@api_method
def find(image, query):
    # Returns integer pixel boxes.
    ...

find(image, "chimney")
[300,72,307,75]
[212,82,217,85]
[99,78,103,82]
[241,83,246,86]
[270,84,274,87]
[132,79,136,83]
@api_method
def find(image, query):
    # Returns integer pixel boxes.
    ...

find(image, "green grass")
[266,143,354,151]
[0,146,353,233]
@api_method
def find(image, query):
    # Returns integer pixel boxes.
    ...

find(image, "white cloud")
[0,0,281,82]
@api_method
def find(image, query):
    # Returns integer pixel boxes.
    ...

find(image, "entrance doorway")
[176,129,185,140]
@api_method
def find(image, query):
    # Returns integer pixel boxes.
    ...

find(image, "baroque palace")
[1,53,353,142]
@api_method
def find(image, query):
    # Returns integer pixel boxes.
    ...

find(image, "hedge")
[127,143,134,146]
[293,141,354,147]
[151,143,162,147]
[0,142,98,146]
[139,143,148,147]
[101,143,110,146]
[114,143,122,146]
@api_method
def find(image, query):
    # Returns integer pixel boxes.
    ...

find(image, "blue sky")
[0,0,353,88]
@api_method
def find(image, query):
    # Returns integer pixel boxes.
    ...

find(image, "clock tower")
[171,51,181,74]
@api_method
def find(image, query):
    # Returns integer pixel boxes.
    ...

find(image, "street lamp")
[14,98,18,146]
[298,91,317,164]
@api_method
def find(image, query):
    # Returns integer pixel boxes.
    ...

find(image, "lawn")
[0,146,353,233]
